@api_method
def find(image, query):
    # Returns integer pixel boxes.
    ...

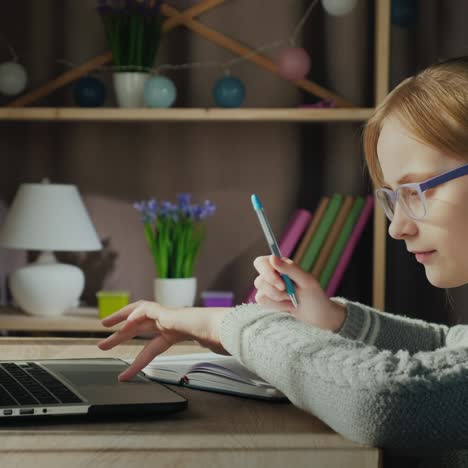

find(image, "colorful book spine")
[325,195,375,297]
[292,197,329,264]
[318,196,365,289]
[299,194,344,272]
[244,208,312,303]
[311,195,354,278]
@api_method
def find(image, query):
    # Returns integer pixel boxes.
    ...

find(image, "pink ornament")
[276,47,311,81]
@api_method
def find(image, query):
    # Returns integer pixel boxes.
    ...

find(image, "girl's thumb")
[269,255,309,287]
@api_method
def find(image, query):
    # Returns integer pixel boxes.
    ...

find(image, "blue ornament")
[144,76,177,108]
[391,0,418,27]
[73,76,106,107]
[213,76,246,108]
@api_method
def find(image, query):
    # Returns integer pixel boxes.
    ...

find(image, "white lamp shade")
[0,182,102,251]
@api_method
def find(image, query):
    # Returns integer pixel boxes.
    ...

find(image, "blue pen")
[251,194,298,308]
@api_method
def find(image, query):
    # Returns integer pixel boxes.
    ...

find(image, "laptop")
[0,358,187,421]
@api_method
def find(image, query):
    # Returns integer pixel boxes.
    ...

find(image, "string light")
[150,0,320,106]
[26,0,361,107]
[0,35,28,96]
[152,0,319,78]
[60,0,320,78]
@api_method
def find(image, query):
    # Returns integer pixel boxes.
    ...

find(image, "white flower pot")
[153,277,197,308]
[113,72,149,108]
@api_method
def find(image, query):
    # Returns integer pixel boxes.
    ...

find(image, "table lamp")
[0,180,102,316]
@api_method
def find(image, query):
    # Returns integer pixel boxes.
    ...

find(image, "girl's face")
[377,117,468,288]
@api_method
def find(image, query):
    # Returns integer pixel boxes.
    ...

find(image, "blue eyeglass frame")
[375,163,468,220]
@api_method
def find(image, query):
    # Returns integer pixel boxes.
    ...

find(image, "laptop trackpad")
[42,360,184,405]
[47,361,146,385]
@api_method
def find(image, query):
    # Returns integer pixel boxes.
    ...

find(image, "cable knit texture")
[219,298,468,468]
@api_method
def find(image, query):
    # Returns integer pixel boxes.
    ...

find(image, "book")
[311,195,354,278]
[325,195,375,297]
[299,194,344,272]
[318,196,365,290]
[244,208,312,303]
[127,352,287,400]
[292,196,330,264]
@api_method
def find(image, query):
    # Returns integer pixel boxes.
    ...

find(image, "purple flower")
[146,198,158,219]
[135,194,216,224]
[201,200,217,219]
[191,204,203,220]
[159,201,174,219]
[177,193,192,209]
[133,199,157,223]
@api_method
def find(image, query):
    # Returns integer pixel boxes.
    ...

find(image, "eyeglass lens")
[377,187,426,220]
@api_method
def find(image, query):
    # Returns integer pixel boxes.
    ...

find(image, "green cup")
[96,290,130,319]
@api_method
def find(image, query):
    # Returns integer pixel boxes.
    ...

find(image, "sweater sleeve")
[219,303,468,451]
[332,297,449,353]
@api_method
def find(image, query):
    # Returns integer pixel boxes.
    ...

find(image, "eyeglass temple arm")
[420,164,468,191]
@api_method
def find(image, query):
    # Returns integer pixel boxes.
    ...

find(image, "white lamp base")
[9,256,84,316]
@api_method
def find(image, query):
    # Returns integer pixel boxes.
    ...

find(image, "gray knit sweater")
[219,299,468,468]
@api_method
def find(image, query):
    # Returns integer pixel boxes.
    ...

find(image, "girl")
[98,57,468,468]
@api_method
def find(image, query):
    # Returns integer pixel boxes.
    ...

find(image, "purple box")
[201,291,234,307]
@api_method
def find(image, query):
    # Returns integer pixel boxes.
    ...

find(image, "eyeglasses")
[375,163,468,221]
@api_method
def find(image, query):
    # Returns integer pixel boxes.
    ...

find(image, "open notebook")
[125,352,286,400]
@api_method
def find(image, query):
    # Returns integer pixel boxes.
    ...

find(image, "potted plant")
[134,193,216,307]
[97,0,164,107]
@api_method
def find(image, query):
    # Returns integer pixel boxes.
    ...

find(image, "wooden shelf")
[0,306,115,333]
[0,107,374,122]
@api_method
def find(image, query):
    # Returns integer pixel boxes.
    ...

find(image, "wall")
[0,0,373,307]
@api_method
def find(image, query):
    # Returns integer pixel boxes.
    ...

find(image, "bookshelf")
[0,107,374,122]
[0,0,390,333]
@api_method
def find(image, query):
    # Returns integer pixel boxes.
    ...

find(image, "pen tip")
[291,294,299,308]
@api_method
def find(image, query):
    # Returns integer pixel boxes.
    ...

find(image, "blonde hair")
[363,56,468,188]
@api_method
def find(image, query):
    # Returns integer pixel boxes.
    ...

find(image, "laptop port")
[3,410,12,415]
[19,409,34,415]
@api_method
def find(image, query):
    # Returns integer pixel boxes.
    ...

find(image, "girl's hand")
[97,301,229,381]
[253,255,346,332]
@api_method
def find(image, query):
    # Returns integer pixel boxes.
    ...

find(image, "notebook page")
[133,352,272,387]
[189,361,271,387]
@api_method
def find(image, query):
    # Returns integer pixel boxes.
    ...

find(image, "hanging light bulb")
[0,61,27,96]
[73,76,106,107]
[144,75,177,108]
[391,0,418,27]
[213,75,246,108]
[321,0,358,17]
[276,47,311,81]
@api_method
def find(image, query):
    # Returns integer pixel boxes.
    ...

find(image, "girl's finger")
[118,335,173,381]
[254,276,289,301]
[97,320,141,350]
[255,292,294,312]
[101,301,142,327]
[126,305,157,323]
[253,256,283,285]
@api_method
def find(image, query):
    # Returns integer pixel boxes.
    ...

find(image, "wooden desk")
[0,338,381,468]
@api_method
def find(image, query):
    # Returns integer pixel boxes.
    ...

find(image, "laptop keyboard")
[0,362,83,407]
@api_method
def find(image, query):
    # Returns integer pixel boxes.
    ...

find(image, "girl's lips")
[414,251,436,264]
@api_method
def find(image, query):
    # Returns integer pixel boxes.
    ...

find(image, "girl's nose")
[388,204,418,239]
